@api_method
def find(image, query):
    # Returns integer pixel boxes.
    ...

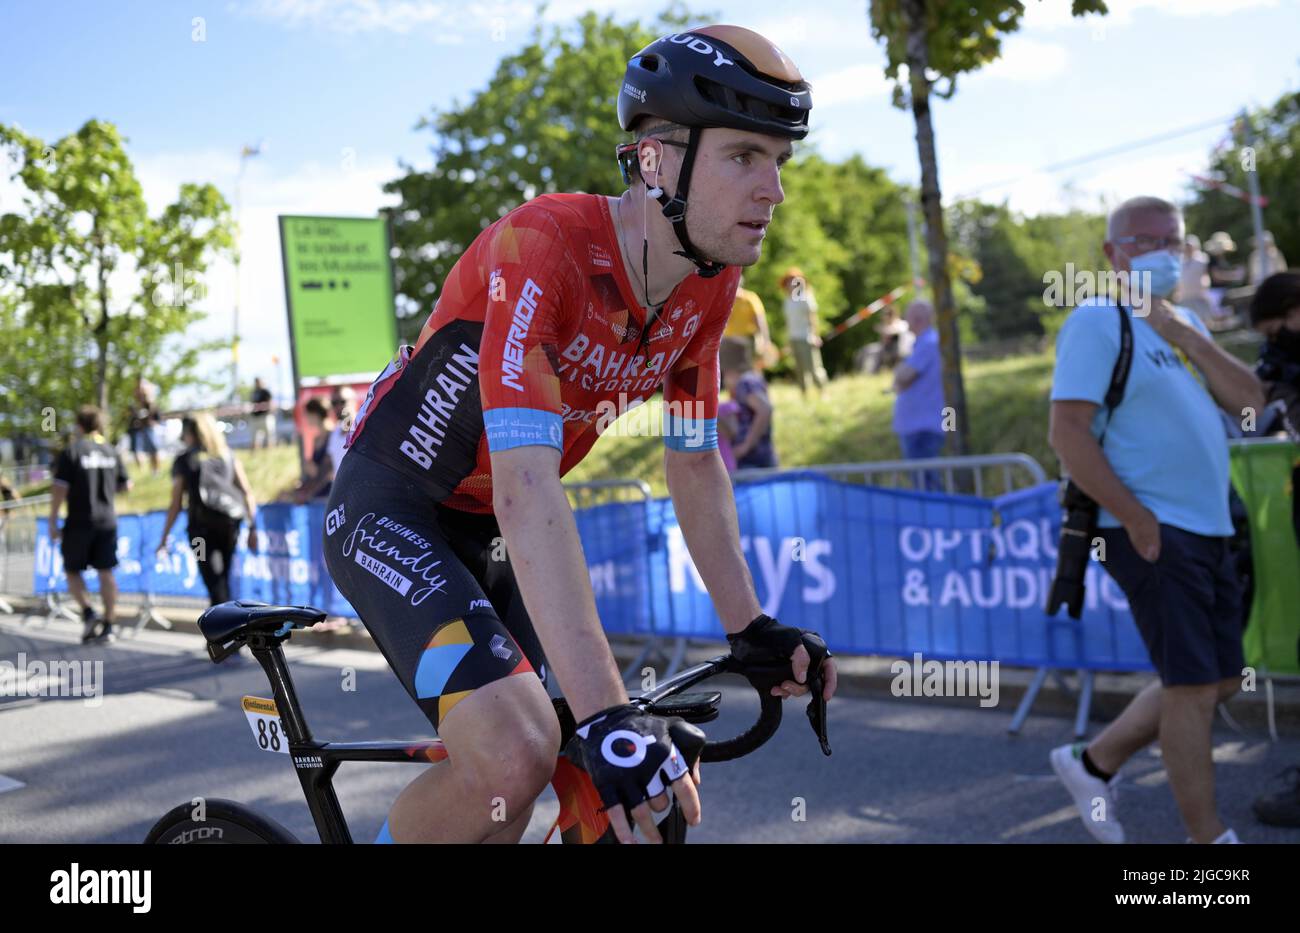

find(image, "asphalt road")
[2,614,1298,844]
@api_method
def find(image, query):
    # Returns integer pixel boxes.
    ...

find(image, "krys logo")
[341,512,448,606]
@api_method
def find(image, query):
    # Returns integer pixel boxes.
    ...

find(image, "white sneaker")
[1213,828,1240,844]
[1050,743,1125,844]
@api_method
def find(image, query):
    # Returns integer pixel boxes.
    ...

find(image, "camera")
[1046,478,1099,619]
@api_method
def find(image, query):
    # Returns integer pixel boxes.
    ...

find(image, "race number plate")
[242,696,289,754]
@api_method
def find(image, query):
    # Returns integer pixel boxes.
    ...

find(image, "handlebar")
[637,653,829,762]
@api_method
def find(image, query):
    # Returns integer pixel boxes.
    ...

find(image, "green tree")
[0,119,233,441]
[384,8,698,341]
[867,0,1107,456]
[752,153,911,373]
[385,8,912,382]
[1184,93,1300,271]
[947,201,1106,343]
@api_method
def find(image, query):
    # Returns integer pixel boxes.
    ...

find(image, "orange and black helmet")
[618,25,811,139]
[615,26,812,279]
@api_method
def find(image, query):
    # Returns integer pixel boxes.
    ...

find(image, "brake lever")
[728,654,831,756]
[805,666,832,756]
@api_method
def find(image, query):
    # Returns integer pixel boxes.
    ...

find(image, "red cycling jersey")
[346,192,740,513]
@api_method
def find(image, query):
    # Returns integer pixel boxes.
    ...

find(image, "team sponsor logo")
[468,598,493,612]
[78,451,120,471]
[341,512,448,607]
[502,278,543,392]
[325,505,346,536]
[554,334,689,394]
[622,81,647,102]
[399,342,479,471]
[680,313,701,340]
[666,33,735,69]
[489,634,514,661]
[293,755,325,769]
[589,244,613,269]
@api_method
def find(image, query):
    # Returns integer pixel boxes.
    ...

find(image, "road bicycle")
[144,600,831,844]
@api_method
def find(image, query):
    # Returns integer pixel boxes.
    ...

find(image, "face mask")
[1128,249,1182,298]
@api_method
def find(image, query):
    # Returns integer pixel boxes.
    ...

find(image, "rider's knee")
[450,689,559,811]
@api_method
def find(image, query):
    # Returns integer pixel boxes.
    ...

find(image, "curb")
[6,596,1298,734]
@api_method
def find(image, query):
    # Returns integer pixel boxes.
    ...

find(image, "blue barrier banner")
[34,516,147,595]
[574,501,653,636]
[36,504,356,617]
[647,473,1149,671]
[32,475,1152,671]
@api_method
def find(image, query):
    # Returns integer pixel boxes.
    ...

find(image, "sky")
[2,0,1298,406]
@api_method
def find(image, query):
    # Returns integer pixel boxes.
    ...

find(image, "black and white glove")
[565,703,705,815]
[728,614,833,755]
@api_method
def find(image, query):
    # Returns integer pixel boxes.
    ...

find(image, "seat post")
[247,634,314,746]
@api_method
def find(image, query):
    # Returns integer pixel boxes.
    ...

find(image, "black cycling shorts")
[61,524,118,573]
[322,452,551,731]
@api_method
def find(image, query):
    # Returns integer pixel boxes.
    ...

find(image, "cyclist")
[324,24,838,845]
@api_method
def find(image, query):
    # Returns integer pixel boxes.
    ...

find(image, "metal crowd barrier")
[733,451,1048,495]
[1,494,51,619]
[0,494,190,635]
[731,454,1104,735]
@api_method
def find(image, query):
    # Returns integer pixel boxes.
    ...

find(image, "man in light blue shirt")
[893,300,947,490]
[1047,196,1265,846]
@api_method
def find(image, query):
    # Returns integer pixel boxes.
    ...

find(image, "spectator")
[1248,231,1289,286]
[249,377,276,449]
[0,474,21,537]
[158,413,258,606]
[723,274,774,370]
[294,398,336,504]
[892,300,947,491]
[1205,231,1244,288]
[325,385,356,479]
[781,267,827,395]
[127,375,161,475]
[716,399,743,474]
[48,406,132,643]
[719,339,777,470]
[1048,195,1265,845]
[1178,234,1217,323]
[1246,273,1300,830]
[1249,271,1300,438]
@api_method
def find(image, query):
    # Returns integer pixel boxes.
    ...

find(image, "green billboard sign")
[279,215,396,383]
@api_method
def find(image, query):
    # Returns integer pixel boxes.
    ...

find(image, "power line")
[955,113,1240,200]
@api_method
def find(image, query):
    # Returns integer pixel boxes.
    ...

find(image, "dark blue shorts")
[1099,524,1244,686]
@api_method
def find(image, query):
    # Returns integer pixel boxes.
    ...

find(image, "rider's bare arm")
[663,447,763,633]
[491,444,629,721]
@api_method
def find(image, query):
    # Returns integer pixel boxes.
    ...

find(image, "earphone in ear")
[646,185,663,199]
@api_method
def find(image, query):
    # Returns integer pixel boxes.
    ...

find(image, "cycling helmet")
[616,25,812,278]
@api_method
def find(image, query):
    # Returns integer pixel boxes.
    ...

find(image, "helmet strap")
[650,128,727,279]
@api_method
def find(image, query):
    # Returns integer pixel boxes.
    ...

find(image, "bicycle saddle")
[198,600,327,645]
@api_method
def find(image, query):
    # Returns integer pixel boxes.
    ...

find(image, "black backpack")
[193,453,246,526]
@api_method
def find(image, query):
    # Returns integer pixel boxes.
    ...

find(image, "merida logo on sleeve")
[502,279,543,392]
